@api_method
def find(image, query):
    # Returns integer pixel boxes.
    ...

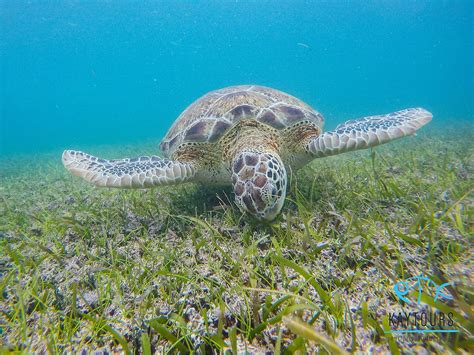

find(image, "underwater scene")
[1,1,473,353]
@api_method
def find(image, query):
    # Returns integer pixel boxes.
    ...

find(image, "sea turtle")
[63,85,432,220]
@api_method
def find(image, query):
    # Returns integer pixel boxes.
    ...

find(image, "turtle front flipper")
[307,108,432,158]
[62,150,196,188]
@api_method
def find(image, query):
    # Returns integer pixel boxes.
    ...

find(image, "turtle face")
[232,150,287,221]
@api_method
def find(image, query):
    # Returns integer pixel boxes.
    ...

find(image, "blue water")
[1,1,473,155]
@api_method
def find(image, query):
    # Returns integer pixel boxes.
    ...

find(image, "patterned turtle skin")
[62,85,432,221]
[160,85,323,157]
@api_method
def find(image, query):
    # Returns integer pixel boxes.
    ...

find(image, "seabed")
[0,123,472,353]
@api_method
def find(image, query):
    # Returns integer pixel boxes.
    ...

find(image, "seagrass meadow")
[0,122,472,353]
[2,0,474,352]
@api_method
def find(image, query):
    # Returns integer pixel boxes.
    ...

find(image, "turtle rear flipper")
[307,108,432,158]
[62,150,196,188]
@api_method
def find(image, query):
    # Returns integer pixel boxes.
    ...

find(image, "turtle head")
[231,150,287,221]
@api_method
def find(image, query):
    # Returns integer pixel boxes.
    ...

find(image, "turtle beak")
[236,179,286,221]
[259,181,286,221]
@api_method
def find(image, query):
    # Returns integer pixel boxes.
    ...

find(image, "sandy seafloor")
[0,122,472,353]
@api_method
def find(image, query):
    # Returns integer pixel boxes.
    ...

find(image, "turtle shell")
[160,85,324,157]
